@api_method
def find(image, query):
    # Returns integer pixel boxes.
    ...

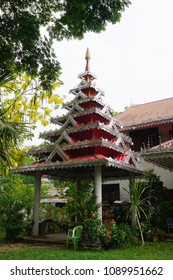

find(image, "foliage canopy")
[0,71,63,125]
[0,1,131,88]
[0,174,34,240]
[0,72,34,172]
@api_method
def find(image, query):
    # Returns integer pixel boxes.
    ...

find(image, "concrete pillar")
[32,171,41,236]
[94,165,102,219]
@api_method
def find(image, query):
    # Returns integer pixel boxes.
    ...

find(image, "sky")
[25,0,173,145]
[54,0,173,111]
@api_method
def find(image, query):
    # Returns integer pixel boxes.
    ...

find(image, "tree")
[0,119,30,174]
[0,1,131,89]
[0,71,63,124]
[144,169,169,231]
[65,182,100,222]
[0,73,32,173]
[144,169,165,207]
[0,174,34,241]
[0,70,63,172]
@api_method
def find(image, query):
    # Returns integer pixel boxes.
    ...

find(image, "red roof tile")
[116,97,173,130]
[151,139,173,151]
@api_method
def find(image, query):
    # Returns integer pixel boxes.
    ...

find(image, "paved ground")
[44,232,67,240]
[23,232,68,245]
[0,233,68,253]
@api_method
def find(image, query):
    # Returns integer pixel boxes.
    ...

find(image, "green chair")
[67,225,83,250]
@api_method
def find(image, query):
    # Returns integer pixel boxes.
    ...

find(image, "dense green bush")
[83,213,139,250]
[110,223,139,248]
[149,201,173,231]
[0,174,34,241]
[98,222,138,249]
[65,182,100,222]
[83,213,101,247]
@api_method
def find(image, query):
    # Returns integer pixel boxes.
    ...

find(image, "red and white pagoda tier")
[15,48,141,180]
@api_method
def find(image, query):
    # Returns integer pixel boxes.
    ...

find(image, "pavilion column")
[32,171,41,236]
[94,165,102,220]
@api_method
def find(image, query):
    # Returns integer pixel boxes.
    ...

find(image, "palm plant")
[65,182,100,222]
[126,179,151,246]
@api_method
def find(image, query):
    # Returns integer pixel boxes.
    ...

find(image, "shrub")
[0,174,34,241]
[83,213,139,250]
[111,223,139,248]
[142,220,166,242]
[4,210,27,241]
[149,201,173,231]
[98,224,112,250]
[83,213,101,247]
[65,182,100,222]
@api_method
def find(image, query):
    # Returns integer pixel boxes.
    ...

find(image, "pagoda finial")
[85,48,91,71]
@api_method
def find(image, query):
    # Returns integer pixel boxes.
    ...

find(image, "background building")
[115,97,173,200]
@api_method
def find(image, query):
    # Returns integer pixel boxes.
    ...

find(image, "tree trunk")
[137,215,145,246]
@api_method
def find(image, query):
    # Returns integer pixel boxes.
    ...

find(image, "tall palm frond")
[0,119,32,173]
[0,120,30,147]
[125,179,151,246]
[0,72,16,87]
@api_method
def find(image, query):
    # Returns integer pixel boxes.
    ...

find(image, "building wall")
[141,160,173,189]
[120,160,173,198]
[118,180,130,201]
[158,123,173,142]
[103,122,173,202]
[104,159,173,203]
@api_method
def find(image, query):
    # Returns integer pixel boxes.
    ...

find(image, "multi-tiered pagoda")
[14,49,142,236]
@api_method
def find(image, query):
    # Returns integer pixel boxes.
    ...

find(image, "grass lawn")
[0,242,173,260]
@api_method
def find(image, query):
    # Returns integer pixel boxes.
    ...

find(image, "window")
[130,127,160,151]
[102,184,119,205]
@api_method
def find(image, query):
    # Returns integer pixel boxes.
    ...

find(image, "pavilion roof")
[13,154,142,180]
[141,139,173,171]
[150,139,173,151]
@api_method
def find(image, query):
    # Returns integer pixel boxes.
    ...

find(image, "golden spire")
[85,48,91,63]
[85,48,90,71]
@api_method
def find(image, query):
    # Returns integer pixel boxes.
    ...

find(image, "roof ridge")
[128,96,173,109]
